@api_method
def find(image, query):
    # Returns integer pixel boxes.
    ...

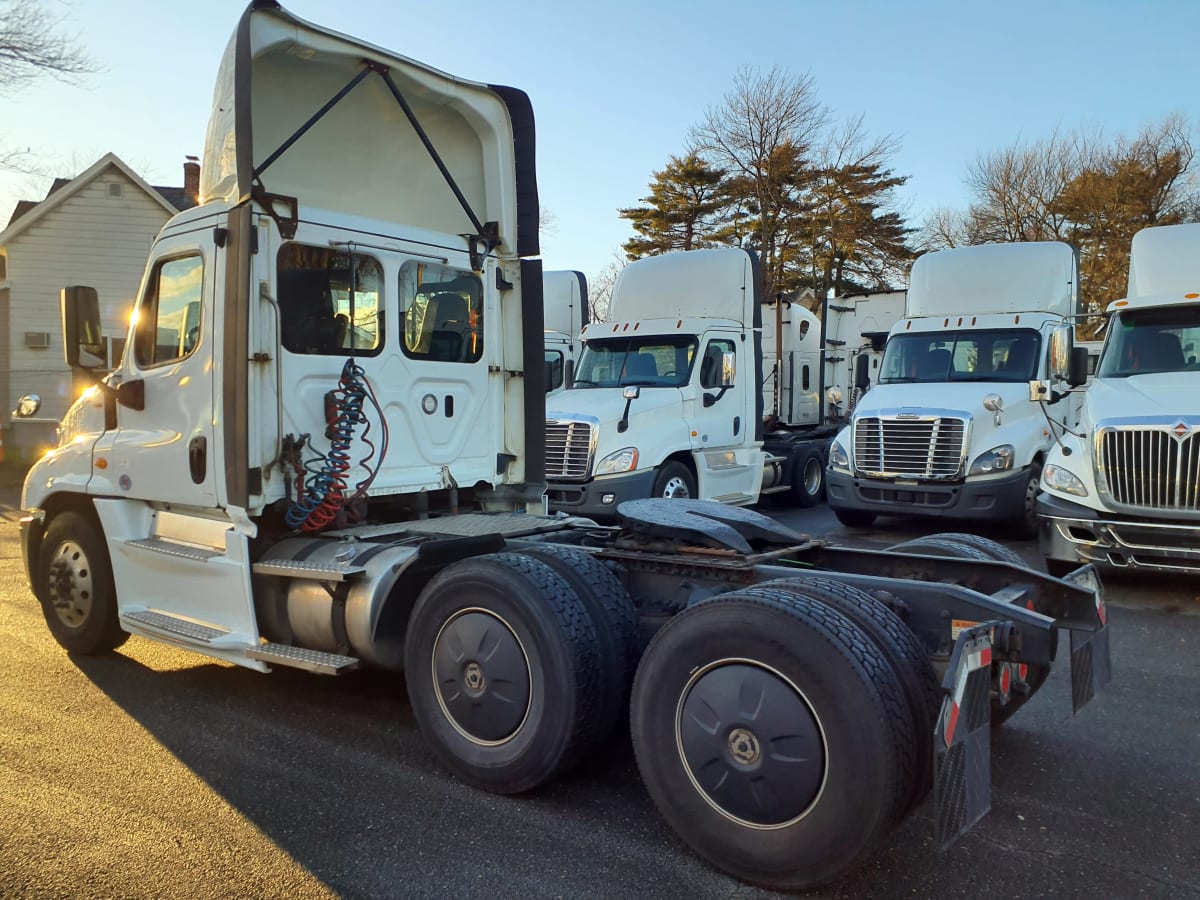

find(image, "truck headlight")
[595,447,639,475]
[829,440,850,472]
[968,444,1014,475]
[1043,463,1088,497]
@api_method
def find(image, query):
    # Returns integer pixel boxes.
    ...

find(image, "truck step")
[758,484,792,495]
[124,610,228,643]
[246,642,360,675]
[125,537,222,563]
[251,560,366,582]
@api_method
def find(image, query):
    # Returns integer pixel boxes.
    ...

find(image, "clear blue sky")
[2,0,1196,281]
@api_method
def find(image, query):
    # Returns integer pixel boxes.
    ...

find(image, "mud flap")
[935,624,994,850]
[1063,564,1112,713]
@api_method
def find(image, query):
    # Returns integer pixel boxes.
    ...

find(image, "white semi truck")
[828,242,1080,537]
[544,250,903,516]
[543,269,586,393]
[19,3,1109,890]
[1040,223,1200,575]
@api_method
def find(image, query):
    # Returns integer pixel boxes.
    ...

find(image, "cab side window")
[400,261,483,363]
[700,339,735,388]
[278,244,383,356]
[133,254,204,368]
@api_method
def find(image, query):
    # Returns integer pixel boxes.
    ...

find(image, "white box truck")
[17,3,1109,890]
[543,269,586,393]
[827,242,1080,537]
[1040,223,1200,575]
[545,250,903,516]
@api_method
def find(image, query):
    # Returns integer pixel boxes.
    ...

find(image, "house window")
[400,261,483,363]
[278,244,383,356]
[107,183,123,198]
[133,254,204,368]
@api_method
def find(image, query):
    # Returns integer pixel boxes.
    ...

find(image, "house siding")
[4,168,172,439]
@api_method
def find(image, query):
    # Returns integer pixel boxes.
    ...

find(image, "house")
[0,153,198,458]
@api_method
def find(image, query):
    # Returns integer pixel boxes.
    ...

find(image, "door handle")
[188,436,207,484]
[733,416,741,437]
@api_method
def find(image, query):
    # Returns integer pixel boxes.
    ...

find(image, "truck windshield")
[574,335,697,388]
[879,329,1042,384]
[1097,305,1200,377]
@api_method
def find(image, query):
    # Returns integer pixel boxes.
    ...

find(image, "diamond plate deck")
[124,610,227,643]
[251,560,367,581]
[247,642,360,675]
[126,538,222,563]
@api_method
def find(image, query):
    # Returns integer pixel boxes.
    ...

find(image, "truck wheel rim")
[661,476,691,499]
[432,608,532,746]
[675,659,826,829]
[46,540,94,629]
[802,457,823,494]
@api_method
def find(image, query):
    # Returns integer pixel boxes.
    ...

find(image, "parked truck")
[543,269,587,394]
[544,250,903,517]
[20,2,1109,890]
[827,241,1080,537]
[1040,223,1200,575]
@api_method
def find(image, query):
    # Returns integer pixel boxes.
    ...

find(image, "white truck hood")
[548,389,685,429]
[854,381,1031,420]
[1084,374,1198,424]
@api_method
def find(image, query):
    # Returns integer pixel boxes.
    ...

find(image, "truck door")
[104,231,218,507]
[691,335,758,500]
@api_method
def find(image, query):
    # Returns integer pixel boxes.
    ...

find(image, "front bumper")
[546,469,658,519]
[827,466,1030,521]
[1038,493,1200,574]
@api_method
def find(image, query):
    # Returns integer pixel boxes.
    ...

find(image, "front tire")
[652,461,696,500]
[36,511,127,655]
[833,507,876,528]
[1010,463,1043,540]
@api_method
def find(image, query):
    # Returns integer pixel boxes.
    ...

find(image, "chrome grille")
[854,416,967,479]
[1098,426,1200,512]
[545,419,594,480]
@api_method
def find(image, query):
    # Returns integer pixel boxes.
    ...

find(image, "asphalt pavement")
[1,489,1198,899]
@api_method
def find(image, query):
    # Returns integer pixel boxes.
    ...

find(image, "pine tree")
[618,153,728,259]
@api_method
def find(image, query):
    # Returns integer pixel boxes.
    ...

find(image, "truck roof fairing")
[907,241,1077,319]
[1120,223,1200,306]
[201,0,538,258]
[609,248,762,327]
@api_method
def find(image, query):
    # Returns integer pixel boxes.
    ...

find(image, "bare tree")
[585,251,626,324]
[963,129,1078,243]
[691,66,828,300]
[1,0,99,175]
[0,0,97,88]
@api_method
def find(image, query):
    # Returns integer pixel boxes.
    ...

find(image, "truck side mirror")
[1047,324,1073,382]
[854,353,871,390]
[1068,346,1089,387]
[719,351,736,388]
[61,285,105,369]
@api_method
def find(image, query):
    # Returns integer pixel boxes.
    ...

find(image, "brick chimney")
[183,155,200,204]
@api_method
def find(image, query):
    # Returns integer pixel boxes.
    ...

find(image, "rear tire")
[652,461,696,500]
[786,445,826,508]
[631,588,906,890]
[36,511,128,655]
[916,532,1027,567]
[749,578,939,816]
[404,553,604,794]
[515,544,639,742]
[888,534,1049,727]
[833,507,876,528]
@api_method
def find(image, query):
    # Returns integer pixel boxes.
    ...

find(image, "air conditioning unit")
[23,331,52,349]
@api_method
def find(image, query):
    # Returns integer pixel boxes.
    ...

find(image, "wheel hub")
[677,661,825,828]
[432,609,531,746]
[46,540,93,629]
[662,476,690,499]
[728,728,761,766]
